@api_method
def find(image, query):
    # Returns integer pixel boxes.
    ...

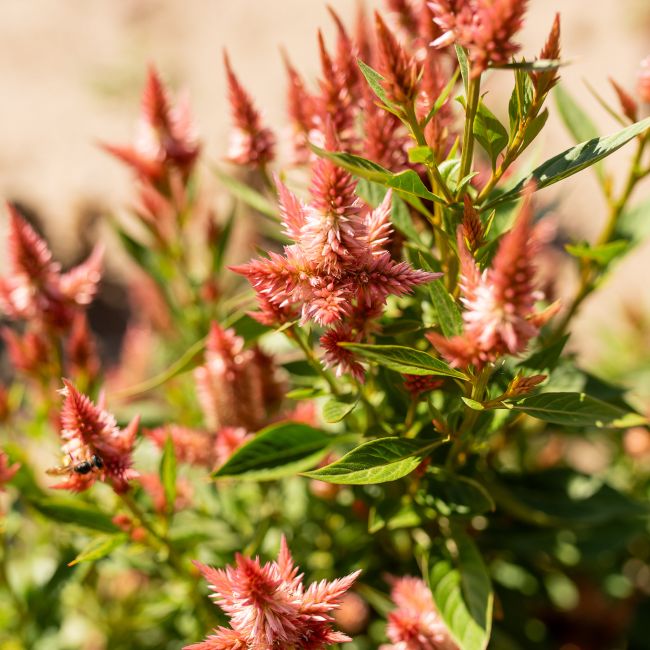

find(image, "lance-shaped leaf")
[429,532,493,650]
[429,280,463,337]
[357,59,397,113]
[29,498,121,534]
[322,396,358,423]
[485,116,650,209]
[509,392,646,428]
[68,534,128,567]
[340,343,468,380]
[565,240,630,266]
[212,166,279,220]
[212,422,342,481]
[160,434,177,515]
[303,437,443,484]
[473,101,508,168]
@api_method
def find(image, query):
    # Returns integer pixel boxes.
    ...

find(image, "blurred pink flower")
[224,52,276,167]
[430,0,528,78]
[186,536,360,650]
[51,381,139,494]
[146,425,216,468]
[102,65,200,182]
[637,56,650,104]
[0,451,20,491]
[380,576,458,650]
[0,205,102,329]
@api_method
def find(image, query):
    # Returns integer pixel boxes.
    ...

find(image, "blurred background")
[0,0,649,367]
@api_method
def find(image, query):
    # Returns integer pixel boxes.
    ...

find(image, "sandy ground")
[0,0,648,363]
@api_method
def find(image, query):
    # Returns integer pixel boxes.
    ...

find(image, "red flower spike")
[146,425,216,468]
[327,6,362,101]
[638,57,650,104]
[609,78,638,123]
[531,13,561,97]
[320,325,366,383]
[52,381,138,494]
[380,576,458,650]
[374,11,421,104]
[185,537,360,650]
[66,312,100,383]
[386,0,420,38]
[223,52,276,167]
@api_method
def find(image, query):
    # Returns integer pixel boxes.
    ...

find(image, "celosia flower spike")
[638,57,650,104]
[531,13,561,98]
[51,380,138,494]
[380,576,458,650]
[186,536,360,650]
[223,52,276,167]
[610,78,638,123]
[374,11,421,104]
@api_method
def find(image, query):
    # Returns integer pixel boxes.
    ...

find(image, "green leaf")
[303,437,442,484]
[519,108,549,153]
[507,69,533,133]
[424,469,495,516]
[357,59,395,110]
[554,85,606,184]
[391,194,425,245]
[422,68,460,128]
[340,343,469,380]
[212,422,341,481]
[565,240,630,265]
[68,534,128,567]
[322,396,358,424]
[29,498,121,534]
[212,166,279,220]
[455,45,470,94]
[498,59,563,72]
[408,145,435,164]
[489,116,650,208]
[430,532,493,650]
[429,280,463,337]
[509,392,646,428]
[286,387,328,400]
[473,101,509,168]
[615,197,650,243]
[211,210,235,274]
[160,434,177,515]
[310,146,445,205]
[355,178,387,207]
[517,335,569,372]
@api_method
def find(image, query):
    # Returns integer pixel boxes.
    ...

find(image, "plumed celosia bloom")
[138,472,193,514]
[66,312,100,384]
[430,0,528,78]
[185,536,361,650]
[50,380,139,494]
[194,323,284,432]
[0,204,103,329]
[427,193,555,368]
[224,52,276,167]
[146,424,217,468]
[2,327,52,379]
[530,14,561,99]
[637,56,650,104]
[380,576,458,650]
[0,451,20,491]
[102,66,200,183]
[234,133,438,378]
[610,77,638,123]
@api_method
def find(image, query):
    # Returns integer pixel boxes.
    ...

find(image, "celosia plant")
[1,2,650,649]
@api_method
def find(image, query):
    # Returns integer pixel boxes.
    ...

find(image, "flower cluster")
[234,130,437,380]
[380,576,458,650]
[430,0,528,77]
[49,381,139,494]
[187,537,360,649]
[427,193,556,368]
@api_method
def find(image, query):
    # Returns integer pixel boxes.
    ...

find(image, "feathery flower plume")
[186,536,361,650]
[194,323,283,432]
[320,324,366,382]
[146,425,216,468]
[2,328,52,379]
[430,0,528,78]
[461,196,484,251]
[0,204,103,329]
[102,66,200,183]
[283,52,318,163]
[380,576,458,650]
[638,57,650,104]
[427,190,553,368]
[355,3,374,67]
[224,52,276,167]
[530,14,561,98]
[374,12,421,105]
[327,7,362,102]
[387,0,420,39]
[0,451,20,491]
[66,312,100,385]
[403,375,444,396]
[138,472,192,514]
[50,381,139,493]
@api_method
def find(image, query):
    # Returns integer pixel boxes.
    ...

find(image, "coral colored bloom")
[430,0,528,78]
[0,205,103,329]
[102,66,200,182]
[637,57,650,104]
[146,425,216,468]
[0,451,20,490]
[50,381,139,493]
[427,193,553,368]
[380,576,458,650]
[224,53,276,167]
[186,537,360,650]
[66,312,100,384]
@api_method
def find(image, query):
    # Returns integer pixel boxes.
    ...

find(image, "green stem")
[0,525,28,626]
[457,77,481,199]
[288,326,341,397]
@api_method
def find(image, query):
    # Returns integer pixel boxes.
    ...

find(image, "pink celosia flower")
[403,375,444,396]
[146,424,216,468]
[530,14,561,99]
[194,323,284,432]
[2,327,52,378]
[186,536,361,650]
[0,205,103,329]
[283,53,318,164]
[0,451,20,491]
[320,324,366,382]
[380,576,458,650]
[224,52,276,167]
[50,380,139,494]
[387,0,420,39]
[138,472,193,514]
[66,312,100,384]
[637,56,650,104]
[327,7,363,103]
[427,192,555,368]
[430,0,528,78]
[102,66,200,183]
[610,78,638,123]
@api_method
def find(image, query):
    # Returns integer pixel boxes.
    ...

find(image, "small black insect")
[47,453,105,477]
